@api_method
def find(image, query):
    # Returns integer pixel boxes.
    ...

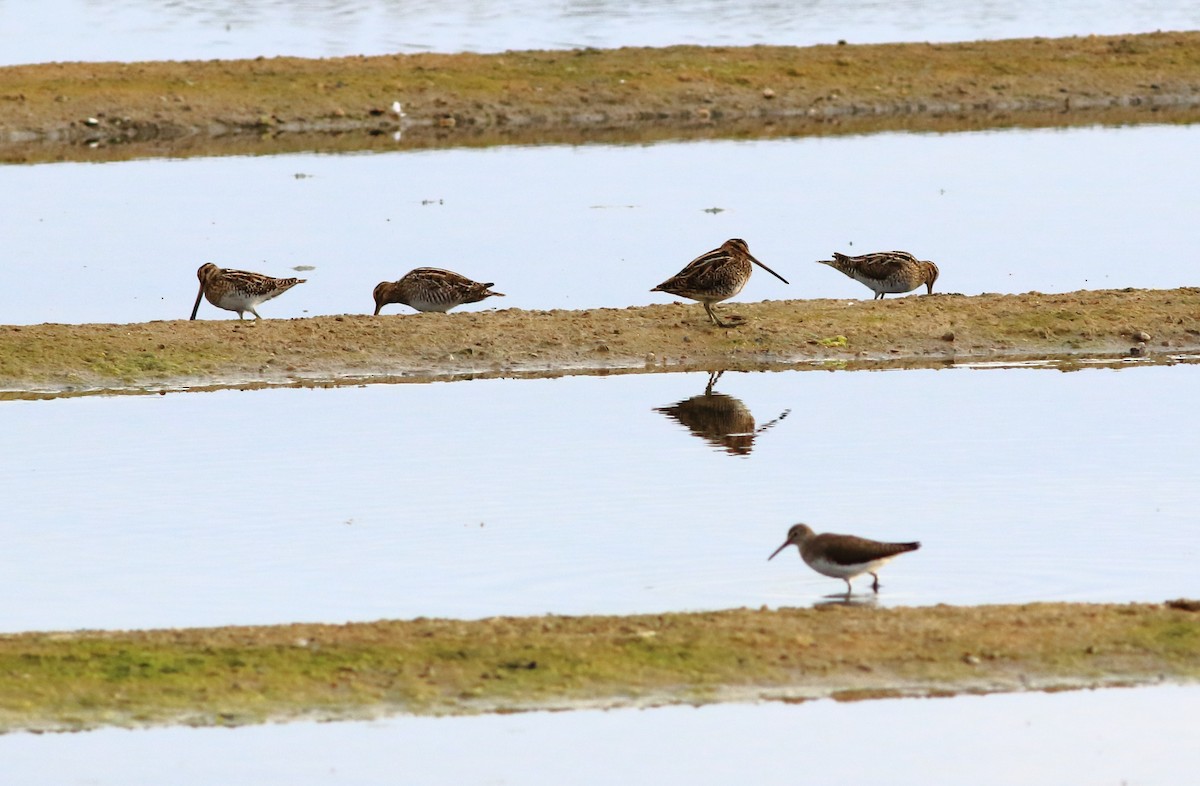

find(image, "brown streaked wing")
[667,248,737,289]
[411,268,499,303]
[413,267,468,285]
[220,269,302,297]
[680,245,735,273]
[834,251,919,280]
[813,533,920,565]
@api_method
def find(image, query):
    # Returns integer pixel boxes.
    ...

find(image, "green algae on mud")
[1,288,1200,398]
[1,601,1197,733]
[1,31,1200,163]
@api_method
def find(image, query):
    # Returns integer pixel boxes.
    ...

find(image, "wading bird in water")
[768,523,920,594]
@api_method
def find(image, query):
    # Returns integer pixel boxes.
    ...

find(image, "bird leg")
[704,302,743,328]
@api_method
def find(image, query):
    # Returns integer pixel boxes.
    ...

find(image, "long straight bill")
[190,283,205,320]
[749,254,790,285]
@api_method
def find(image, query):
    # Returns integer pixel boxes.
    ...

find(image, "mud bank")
[1,600,1197,733]
[1,287,1198,398]
[1,32,1198,162]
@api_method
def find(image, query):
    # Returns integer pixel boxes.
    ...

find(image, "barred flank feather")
[817,250,939,299]
[373,267,504,314]
[191,263,305,320]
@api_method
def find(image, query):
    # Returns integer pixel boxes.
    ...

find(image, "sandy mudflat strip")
[1,32,1198,162]
[1,287,1199,397]
[1,600,1197,732]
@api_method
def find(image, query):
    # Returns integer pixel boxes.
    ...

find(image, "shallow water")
[3,685,1198,784]
[3,124,1198,326]
[2,362,1196,633]
[3,0,1199,65]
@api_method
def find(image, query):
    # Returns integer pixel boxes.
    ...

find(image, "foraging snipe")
[190,263,306,320]
[768,523,920,594]
[654,371,790,456]
[651,238,789,327]
[373,267,504,315]
[817,251,939,300]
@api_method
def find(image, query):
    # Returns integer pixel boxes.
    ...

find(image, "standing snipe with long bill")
[190,263,306,320]
[817,251,939,300]
[652,238,789,327]
[373,267,505,315]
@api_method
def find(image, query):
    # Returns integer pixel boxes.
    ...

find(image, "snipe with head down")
[768,523,919,594]
[816,250,939,300]
[190,263,306,321]
[652,238,789,327]
[373,267,505,315]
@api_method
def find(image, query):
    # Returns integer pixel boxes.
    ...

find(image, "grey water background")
[3,124,1198,325]
[2,364,1196,632]
[3,0,1199,65]
[3,686,1197,785]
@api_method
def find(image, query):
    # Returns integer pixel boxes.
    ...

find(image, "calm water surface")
[3,685,1198,784]
[2,0,1198,65]
[3,124,1198,326]
[1,363,1196,633]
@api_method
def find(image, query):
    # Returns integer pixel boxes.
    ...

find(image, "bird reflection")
[812,592,880,608]
[654,371,790,456]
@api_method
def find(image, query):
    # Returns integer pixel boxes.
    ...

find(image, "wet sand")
[2,287,1198,397]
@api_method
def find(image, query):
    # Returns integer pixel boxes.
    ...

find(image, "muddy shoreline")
[4,34,1199,735]
[2,600,1197,733]
[2,31,1199,162]
[2,287,1199,398]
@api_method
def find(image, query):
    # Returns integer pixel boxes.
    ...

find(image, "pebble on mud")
[1132,330,1151,342]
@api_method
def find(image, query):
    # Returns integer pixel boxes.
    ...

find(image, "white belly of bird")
[406,297,456,313]
[214,291,264,311]
[850,271,907,295]
[805,554,898,580]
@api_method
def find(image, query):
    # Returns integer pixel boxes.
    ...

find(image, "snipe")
[190,263,306,320]
[373,267,504,315]
[816,251,939,300]
[652,238,788,327]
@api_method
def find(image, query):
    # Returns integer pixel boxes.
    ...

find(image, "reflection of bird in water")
[651,238,789,327]
[816,250,939,300]
[373,267,504,315]
[654,371,790,456]
[768,523,920,595]
[190,263,306,321]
